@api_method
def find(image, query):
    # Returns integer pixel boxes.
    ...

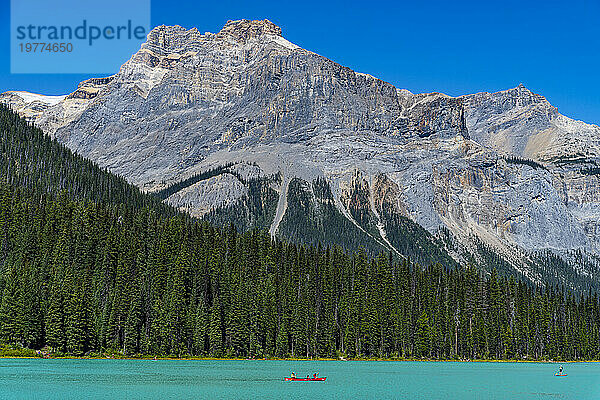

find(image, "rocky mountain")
[1,91,66,123]
[3,19,600,290]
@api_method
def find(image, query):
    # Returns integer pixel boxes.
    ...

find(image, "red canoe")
[284,377,327,381]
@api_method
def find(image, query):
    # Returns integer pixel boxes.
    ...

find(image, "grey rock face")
[461,85,600,255]
[3,19,600,287]
[462,84,600,162]
[165,173,247,217]
[0,91,66,123]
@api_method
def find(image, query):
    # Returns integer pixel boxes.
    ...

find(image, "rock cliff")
[3,19,600,289]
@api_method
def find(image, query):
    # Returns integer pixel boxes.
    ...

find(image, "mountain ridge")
[3,19,600,290]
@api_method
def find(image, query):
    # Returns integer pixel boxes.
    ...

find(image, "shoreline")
[1,355,598,363]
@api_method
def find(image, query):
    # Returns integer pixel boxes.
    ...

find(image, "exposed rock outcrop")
[3,19,600,289]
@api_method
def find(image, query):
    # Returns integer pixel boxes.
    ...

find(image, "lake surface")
[0,358,598,399]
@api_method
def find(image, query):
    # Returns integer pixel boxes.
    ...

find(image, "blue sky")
[1,0,599,125]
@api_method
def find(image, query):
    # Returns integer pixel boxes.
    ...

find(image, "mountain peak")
[143,25,203,55]
[464,84,551,111]
[218,19,282,41]
[142,20,284,54]
[507,84,553,108]
[513,83,534,95]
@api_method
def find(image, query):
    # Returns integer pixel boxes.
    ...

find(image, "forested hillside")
[0,106,599,360]
[0,105,170,211]
[0,183,599,360]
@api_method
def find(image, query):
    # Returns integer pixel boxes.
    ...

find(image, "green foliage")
[415,312,431,357]
[154,163,235,200]
[0,105,173,213]
[0,345,41,358]
[550,154,589,165]
[277,177,384,254]
[528,250,600,293]
[0,181,597,360]
[0,104,599,361]
[278,177,462,267]
[380,207,459,268]
[503,156,546,170]
[438,230,600,294]
[580,167,600,176]
[204,174,279,232]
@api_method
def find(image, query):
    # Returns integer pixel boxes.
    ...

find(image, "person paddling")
[559,365,563,374]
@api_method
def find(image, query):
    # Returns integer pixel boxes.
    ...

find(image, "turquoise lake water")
[0,359,599,399]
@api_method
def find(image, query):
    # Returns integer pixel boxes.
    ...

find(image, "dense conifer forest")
[0,105,599,360]
[0,106,170,212]
[154,163,235,200]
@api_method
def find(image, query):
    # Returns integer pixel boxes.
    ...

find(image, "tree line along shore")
[0,106,599,361]
[0,189,598,360]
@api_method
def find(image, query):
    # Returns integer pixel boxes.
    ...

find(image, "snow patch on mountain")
[270,35,299,50]
[11,91,66,105]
